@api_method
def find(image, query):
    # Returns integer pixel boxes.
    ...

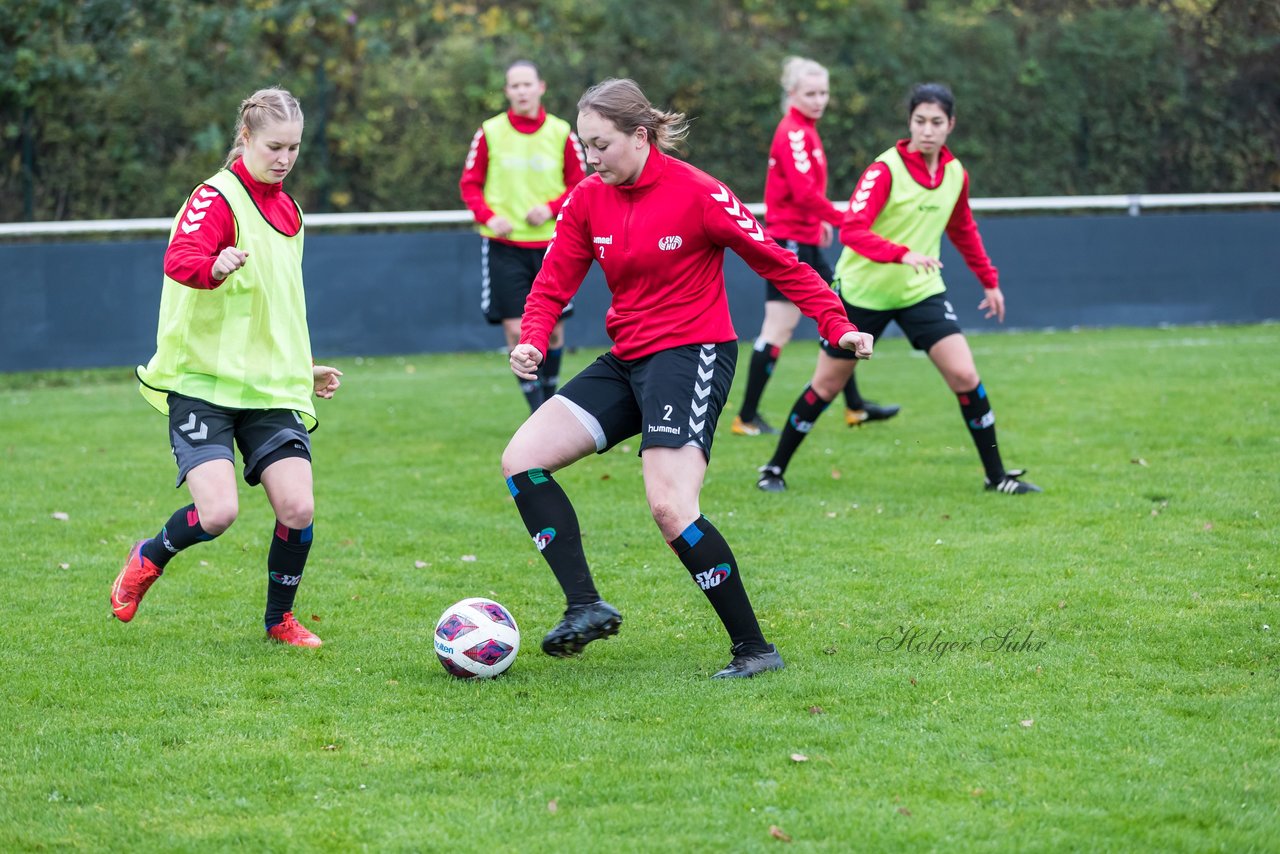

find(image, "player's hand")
[837,331,874,360]
[978,286,1005,323]
[486,215,515,238]
[211,247,248,281]
[525,204,552,227]
[818,221,835,248]
[901,250,942,275]
[313,365,343,398]
[510,344,544,380]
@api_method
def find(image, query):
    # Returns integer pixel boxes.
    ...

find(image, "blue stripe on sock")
[506,475,519,497]
[976,383,987,399]
[679,521,704,549]
[299,524,313,544]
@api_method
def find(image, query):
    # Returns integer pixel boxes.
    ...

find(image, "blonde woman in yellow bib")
[758,83,1040,496]
[114,88,343,646]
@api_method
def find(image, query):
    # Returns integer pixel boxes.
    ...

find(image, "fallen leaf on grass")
[460,555,477,562]
[547,799,558,814]
[310,614,322,622]
[790,753,808,763]
[822,645,838,655]
[830,469,841,480]
[1203,523,1213,531]
[58,563,70,569]
[414,560,429,568]
[807,706,825,715]
[909,677,917,686]
[769,825,792,842]
[970,788,985,797]
[897,807,913,816]
[600,473,611,480]
[1020,719,1034,728]
[1131,457,1148,466]
[323,744,340,751]
[51,512,69,521]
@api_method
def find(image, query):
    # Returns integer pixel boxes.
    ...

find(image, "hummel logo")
[179,413,208,441]
[710,184,765,242]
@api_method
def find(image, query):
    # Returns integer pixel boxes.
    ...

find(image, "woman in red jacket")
[758,83,1040,496]
[503,78,874,678]
[733,57,899,437]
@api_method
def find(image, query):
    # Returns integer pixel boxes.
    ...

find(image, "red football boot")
[267,612,323,648]
[111,540,163,623]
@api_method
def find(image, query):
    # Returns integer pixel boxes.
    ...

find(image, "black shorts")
[555,341,738,459]
[821,291,963,359]
[481,239,574,325]
[167,393,311,487]
[764,240,834,302]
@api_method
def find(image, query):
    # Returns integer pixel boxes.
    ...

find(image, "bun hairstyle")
[577,78,690,153]
[223,87,304,168]
[907,82,955,119]
[779,56,828,113]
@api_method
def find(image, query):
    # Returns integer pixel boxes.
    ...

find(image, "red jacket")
[763,107,843,245]
[839,140,999,289]
[521,150,858,361]
[163,158,301,290]
[458,107,588,248]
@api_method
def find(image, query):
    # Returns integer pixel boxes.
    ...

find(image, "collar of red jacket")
[507,106,548,133]
[231,156,287,200]
[614,146,668,193]
[894,139,956,188]
[787,106,818,128]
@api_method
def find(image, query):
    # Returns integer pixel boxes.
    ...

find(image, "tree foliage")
[2,0,1276,221]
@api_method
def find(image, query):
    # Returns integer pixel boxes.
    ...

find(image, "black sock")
[669,516,767,652]
[141,504,215,569]
[738,339,781,422]
[517,377,545,412]
[843,374,865,410]
[957,383,1005,483]
[767,385,832,472]
[541,347,563,398]
[265,522,312,629]
[507,468,599,606]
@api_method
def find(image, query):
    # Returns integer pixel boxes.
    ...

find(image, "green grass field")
[2,325,1277,852]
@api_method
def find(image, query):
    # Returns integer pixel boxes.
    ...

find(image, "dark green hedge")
[3,0,1276,221]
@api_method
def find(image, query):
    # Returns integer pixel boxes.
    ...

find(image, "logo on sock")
[161,530,178,553]
[269,572,301,586]
[790,414,816,433]
[533,528,556,551]
[694,563,732,590]
[969,412,995,429]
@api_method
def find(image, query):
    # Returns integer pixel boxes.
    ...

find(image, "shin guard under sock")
[517,377,545,412]
[957,383,1005,483]
[739,338,781,422]
[842,374,865,411]
[669,516,767,652]
[265,523,312,628]
[541,347,563,399]
[141,504,215,569]
[767,385,832,472]
[507,468,599,605]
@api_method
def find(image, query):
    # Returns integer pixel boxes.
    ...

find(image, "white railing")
[1,192,1276,238]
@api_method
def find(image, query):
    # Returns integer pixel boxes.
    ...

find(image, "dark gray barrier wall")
[2,211,1277,373]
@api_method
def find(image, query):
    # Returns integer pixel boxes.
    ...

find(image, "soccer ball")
[433,597,521,679]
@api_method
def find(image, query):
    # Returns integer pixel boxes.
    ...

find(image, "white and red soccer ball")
[434,597,521,678]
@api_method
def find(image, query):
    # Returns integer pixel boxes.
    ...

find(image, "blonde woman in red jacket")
[503,78,874,678]
[733,57,899,437]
